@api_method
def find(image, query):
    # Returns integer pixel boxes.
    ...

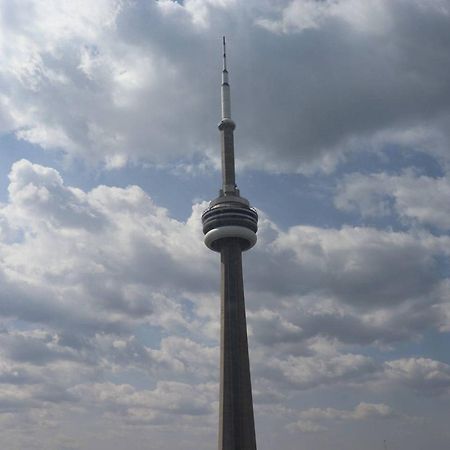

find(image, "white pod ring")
[204,225,257,252]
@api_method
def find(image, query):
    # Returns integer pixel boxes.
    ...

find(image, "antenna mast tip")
[222,36,227,71]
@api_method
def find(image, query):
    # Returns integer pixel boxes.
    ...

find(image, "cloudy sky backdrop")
[0,0,450,449]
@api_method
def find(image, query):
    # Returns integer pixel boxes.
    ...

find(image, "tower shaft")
[219,239,257,450]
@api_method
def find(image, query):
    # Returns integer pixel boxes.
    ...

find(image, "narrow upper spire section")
[223,36,227,72]
[221,36,231,120]
[218,36,241,197]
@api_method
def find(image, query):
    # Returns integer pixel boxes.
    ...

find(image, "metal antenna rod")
[221,36,231,120]
[219,36,235,193]
[223,36,227,71]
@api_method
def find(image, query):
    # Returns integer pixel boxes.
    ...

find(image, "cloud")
[384,358,450,395]
[0,329,85,366]
[299,402,395,421]
[335,171,450,230]
[229,210,447,352]
[1,0,450,172]
[287,401,398,432]
[0,159,214,334]
[0,158,447,448]
[0,2,449,448]
[7,159,106,231]
[0,157,446,359]
[248,309,304,346]
[249,294,440,349]
[251,225,443,308]
[287,419,327,433]
[70,380,217,424]
[258,349,378,390]
[2,159,446,350]
[0,329,219,439]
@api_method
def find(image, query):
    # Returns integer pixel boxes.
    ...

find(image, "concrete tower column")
[219,238,257,450]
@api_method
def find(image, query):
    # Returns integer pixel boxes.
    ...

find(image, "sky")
[0,0,450,449]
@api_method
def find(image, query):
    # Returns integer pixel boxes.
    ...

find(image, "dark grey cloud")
[384,357,450,396]
[255,350,379,390]
[248,226,442,308]
[335,171,450,230]
[0,331,81,365]
[249,295,439,349]
[0,365,41,386]
[1,1,450,172]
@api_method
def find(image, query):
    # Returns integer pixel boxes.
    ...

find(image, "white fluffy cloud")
[0,158,448,448]
[0,158,447,350]
[0,159,214,333]
[2,159,446,345]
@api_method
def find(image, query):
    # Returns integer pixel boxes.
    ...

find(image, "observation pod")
[202,200,258,252]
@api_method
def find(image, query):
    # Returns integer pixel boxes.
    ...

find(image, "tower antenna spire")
[221,36,231,120]
[223,36,227,71]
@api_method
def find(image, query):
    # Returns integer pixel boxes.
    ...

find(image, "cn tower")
[201,37,258,450]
